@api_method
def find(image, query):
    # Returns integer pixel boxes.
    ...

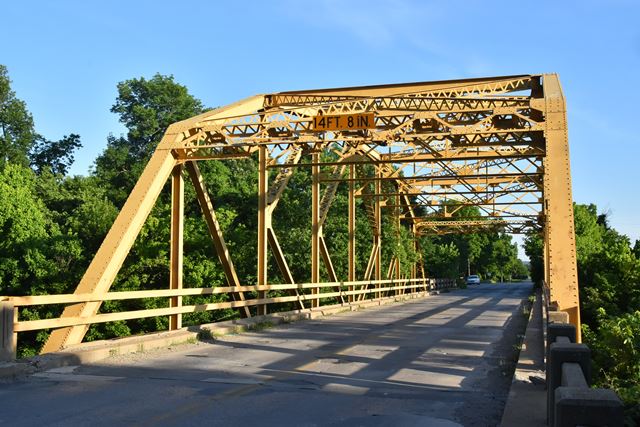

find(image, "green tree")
[417,202,523,282]
[1,65,82,176]
[511,258,530,279]
[30,133,81,175]
[524,232,544,285]
[0,164,51,294]
[110,73,204,161]
[94,74,205,206]
[420,239,460,278]
[480,233,519,282]
[0,65,35,169]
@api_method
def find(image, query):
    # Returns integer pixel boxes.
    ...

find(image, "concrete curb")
[1,289,447,380]
[499,287,546,426]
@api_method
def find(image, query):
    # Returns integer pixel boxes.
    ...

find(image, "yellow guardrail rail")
[0,278,456,360]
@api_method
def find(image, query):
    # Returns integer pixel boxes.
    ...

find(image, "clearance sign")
[311,113,376,131]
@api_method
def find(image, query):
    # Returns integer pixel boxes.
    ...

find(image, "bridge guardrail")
[0,277,456,361]
[547,321,624,427]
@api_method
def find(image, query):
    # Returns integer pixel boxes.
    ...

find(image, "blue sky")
[1,0,639,246]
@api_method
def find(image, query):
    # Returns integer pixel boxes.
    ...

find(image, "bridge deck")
[0,283,532,426]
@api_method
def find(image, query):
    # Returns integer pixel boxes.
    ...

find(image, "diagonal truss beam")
[185,161,251,318]
[265,147,305,310]
[42,133,181,353]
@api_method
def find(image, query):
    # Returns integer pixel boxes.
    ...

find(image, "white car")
[466,275,480,285]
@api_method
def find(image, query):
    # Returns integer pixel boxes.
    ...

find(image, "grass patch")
[197,329,214,341]
[279,315,298,324]
[247,321,274,332]
[512,333,526,352]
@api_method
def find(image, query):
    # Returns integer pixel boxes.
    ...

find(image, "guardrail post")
[548,323,576,344]
[1,302,17,361]
[554,387,624,427]
[547,341,591,427]
[547,322,576,365]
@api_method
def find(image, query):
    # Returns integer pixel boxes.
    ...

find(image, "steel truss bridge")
[0,74,581,357]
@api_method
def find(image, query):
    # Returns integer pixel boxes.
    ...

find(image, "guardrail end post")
[554,387,624,427]
[1,302,17,362]
[547,322,576,370]
[547,342,591,427]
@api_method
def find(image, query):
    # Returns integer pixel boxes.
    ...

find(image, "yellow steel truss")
[40,74,580,352]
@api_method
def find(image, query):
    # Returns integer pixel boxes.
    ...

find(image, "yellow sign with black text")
[311,113,376,131]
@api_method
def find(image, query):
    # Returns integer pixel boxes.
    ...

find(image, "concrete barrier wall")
[546,321,624,427]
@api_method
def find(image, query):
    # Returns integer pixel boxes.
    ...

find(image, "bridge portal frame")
[31,74,578,354]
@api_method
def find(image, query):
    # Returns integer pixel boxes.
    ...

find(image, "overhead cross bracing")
[39,74,581,353]
[170,75,546,235]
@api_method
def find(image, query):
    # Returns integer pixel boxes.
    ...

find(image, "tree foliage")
[1,65,82,175]
[418,204,527,281]
[110,73,204,161]
[0,65,36,169]
[30,133,81,175]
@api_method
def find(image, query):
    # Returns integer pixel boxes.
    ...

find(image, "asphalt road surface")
[0,282,532,427]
